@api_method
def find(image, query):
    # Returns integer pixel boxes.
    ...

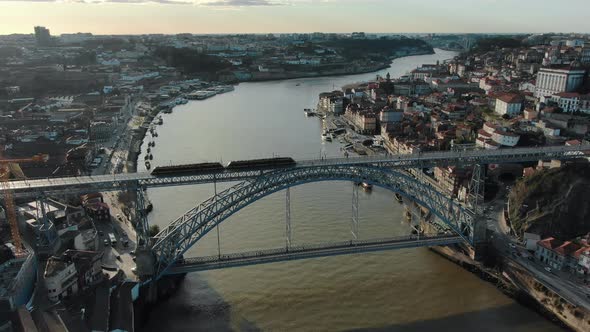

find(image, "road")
[94,97,140,280]
[485,187,590,310]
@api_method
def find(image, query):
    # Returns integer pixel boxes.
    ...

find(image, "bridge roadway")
[6,144,589,198]
[164,234,464,275]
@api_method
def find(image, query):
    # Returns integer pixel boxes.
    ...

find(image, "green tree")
[149,225,160,237]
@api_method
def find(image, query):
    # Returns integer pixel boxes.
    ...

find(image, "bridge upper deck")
[5,144,588,197]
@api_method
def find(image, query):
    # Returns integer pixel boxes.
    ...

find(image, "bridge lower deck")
[164,234,463,275]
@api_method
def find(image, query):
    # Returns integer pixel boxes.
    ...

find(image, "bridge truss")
[151,165,473,278]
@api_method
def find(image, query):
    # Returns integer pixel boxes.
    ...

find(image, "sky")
[1,0,590,35]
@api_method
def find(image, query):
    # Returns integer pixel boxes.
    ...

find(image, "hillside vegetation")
[508,163,590,239]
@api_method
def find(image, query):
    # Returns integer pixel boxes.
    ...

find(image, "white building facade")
[495,94,523,116]
[534,67,586,98]
[44,259,78,302]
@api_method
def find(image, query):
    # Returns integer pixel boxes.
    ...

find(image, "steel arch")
[151,165,474,278]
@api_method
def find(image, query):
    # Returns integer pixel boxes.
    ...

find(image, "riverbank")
[130,48,437,171]
[431,243,586,331]
[241,49,435,83]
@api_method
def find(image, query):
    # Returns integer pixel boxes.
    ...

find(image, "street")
[485,188,590,310]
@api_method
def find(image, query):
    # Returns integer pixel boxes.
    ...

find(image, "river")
[139,49,562,332]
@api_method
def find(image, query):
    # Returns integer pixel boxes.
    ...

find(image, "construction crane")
[0,148,49,256]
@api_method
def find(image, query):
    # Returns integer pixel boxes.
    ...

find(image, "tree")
[149,225,160,237]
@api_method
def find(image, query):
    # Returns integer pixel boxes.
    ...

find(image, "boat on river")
[187,90,217,100]
[395,193,403,203]
[361,182,373,191]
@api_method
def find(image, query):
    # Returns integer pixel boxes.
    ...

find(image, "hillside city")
[2,27,590,331]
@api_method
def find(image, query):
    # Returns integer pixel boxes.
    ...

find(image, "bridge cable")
[286,187,291,248]
[352,184,359,240]
[214,181,221,259]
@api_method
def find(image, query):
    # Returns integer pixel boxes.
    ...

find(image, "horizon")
[1,0,590,35]
[0,31,566,37]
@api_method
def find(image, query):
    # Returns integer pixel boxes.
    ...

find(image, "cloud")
[201,0,285,6]
[0,0,291,4]
[0,0,194,3]
[103,0,192,3]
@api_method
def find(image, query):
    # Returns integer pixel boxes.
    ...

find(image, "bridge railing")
[7,144,590,192]
[295,144,590,167]
[176,234,460,266]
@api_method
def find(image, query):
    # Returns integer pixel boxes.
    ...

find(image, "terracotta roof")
[555,92,580,98]
[497,93,524,104]
[538,237,563,251]
[566,139,582,146]
[538,237,584,257]
[478,129,492,138]
[573,247,590,259]
[523,167,536,177]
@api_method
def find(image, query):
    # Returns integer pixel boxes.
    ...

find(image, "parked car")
[545,267,552,273]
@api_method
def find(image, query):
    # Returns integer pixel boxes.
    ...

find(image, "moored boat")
[361,182,373,191]
[395,193,403,203]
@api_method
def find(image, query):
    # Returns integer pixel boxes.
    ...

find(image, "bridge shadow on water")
[140,274,261,332]
[345,303,562,332]
[140,280,561,332]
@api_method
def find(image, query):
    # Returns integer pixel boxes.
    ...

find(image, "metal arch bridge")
[3,144,589,279]
[150,165,474,278]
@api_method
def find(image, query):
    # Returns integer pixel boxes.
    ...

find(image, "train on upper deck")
[150,157,296,176]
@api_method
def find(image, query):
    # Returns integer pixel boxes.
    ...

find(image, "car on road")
[545,267,552,273]
[509,243,516,249]
[104,239,110,246]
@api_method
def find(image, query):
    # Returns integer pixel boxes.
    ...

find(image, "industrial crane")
[0,148,49,256]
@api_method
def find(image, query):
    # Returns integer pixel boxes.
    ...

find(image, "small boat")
[395,193,403,203]
[149,154,153,160]
[145,161,151,170]
[296,83,301,86]
[361,182,373,191]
